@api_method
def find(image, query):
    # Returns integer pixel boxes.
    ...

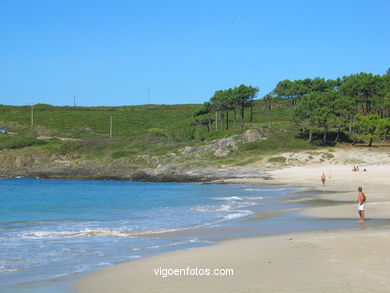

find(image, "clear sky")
[1,0,389,106]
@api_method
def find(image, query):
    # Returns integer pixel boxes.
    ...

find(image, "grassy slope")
[0,101,315,168]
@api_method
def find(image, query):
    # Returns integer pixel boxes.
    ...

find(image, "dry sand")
[76,160,390,293]
[77,228,390,293]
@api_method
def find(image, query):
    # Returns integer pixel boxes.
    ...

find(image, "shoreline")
[75,164,390,293]
[0,165,272,182]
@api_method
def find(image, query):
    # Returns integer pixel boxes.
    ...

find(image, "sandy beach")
[76,162,390,293]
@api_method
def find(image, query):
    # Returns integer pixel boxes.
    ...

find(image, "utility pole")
[31,105,34,126]
[147,89,150,104]
[215,111,218,131]
[73,96,76,107]
[109,116,113,138]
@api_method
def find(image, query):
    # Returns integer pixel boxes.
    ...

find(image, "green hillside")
[0,100,313,167]
[0,104,199,138]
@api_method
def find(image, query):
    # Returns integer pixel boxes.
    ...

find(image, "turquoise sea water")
[0,178,364,293]
[0,178,281,292]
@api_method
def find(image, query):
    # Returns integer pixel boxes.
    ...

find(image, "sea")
[0,177,363,293]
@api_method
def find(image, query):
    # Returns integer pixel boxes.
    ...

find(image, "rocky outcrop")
[179,135,239,158]
[214,148,231,157]
[243,129,268,142]
[0,163,271,182]
[180,130,268,158]
[132,165,270,182]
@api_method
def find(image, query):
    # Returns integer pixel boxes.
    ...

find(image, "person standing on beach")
[321,173,326,186]
[357,187,366,223]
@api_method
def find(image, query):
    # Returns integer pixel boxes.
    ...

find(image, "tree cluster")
[194,69,389,147]
[274,70,390,145]
[194,84,259,131]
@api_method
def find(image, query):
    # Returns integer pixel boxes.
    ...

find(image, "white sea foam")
[212,196,263,201]
[143,240,196,250]
[244,187,294,192]
[97,262,113,267]
[191,204,234,212]
[0,267,22,274]
[223,210,254,220]
[243,196,264,201]
[189,238,215,244]
[247,187,309,193]
[23,227,193,239]
[213,196,243,201]
[25,229,131,239]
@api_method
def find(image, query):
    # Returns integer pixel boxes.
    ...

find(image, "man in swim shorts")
[357,187,366,223]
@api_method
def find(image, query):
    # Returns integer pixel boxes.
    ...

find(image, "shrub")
[0,134,46,150]
[268,156,287,164]
[148,128,169,137]
[111,151,135,159]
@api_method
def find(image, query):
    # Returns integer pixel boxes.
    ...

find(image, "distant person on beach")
[356,166,360,172]
[357,187,366,223]
[352,166,356,171]
[321,173,326,186]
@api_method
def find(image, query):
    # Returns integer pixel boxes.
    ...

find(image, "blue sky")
[0,0,389,106]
